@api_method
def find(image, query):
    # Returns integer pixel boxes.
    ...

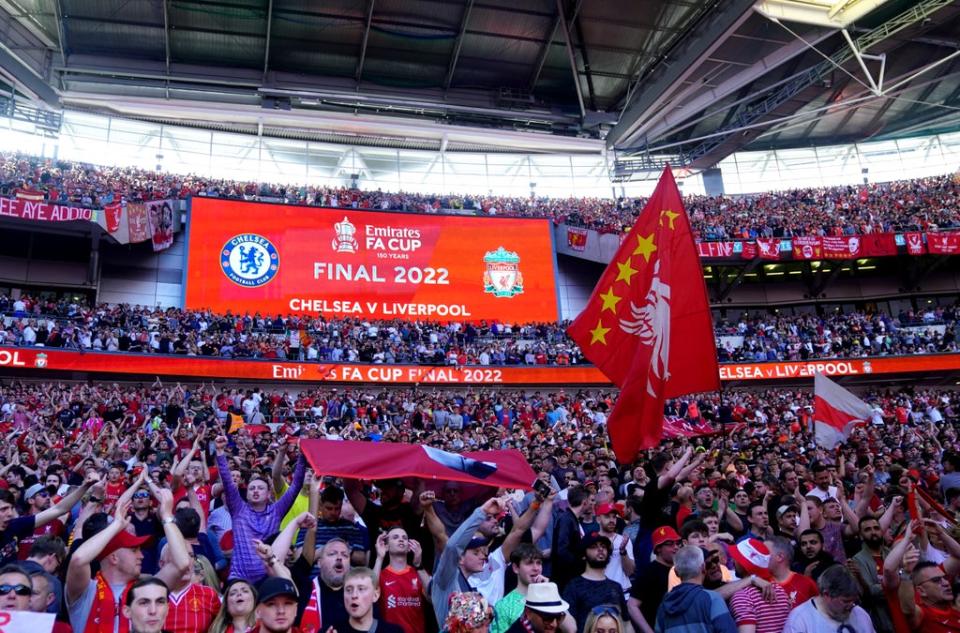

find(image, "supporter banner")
[3,347,960,384]
[821,236,861,259]
[860,232,897,257]
[756,238,781,260]
[792,236,823,260]
[0,197,98,223]
[185,198,559,322]
[741,242,757,260]
[300,440,536,490]
[697,241,736,258]
[0,610,55,633]
[566,227,588,251]
[127,202,151,243]
[927,232,960,255]
[147,199,176,251]
[905,232,925,255]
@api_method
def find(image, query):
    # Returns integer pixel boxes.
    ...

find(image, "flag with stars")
[567,166,719,463]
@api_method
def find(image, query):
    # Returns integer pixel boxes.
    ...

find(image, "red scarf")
[85,573,134,633]
[299,578,322,633]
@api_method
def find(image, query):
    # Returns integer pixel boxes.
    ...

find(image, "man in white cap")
[728,538,792,633]
[504,582,573,633]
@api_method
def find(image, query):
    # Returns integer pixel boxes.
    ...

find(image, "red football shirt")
[17,518,64,559]
[777,572,818,608]
[103,482,126,512]
[378,566,425,633]
[172,484,212,517]
[165,583,221,633]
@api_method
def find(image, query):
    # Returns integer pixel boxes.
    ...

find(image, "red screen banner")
[184,198,559,322]
[3,347,960,384]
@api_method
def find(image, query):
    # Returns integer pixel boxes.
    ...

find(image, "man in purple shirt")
[214,435,307,582]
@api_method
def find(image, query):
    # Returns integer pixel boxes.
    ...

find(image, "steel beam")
[607,0,756,149]
[638,29,834,142]
[444,0,474,90]
[554,0,585,118]
[355,0,375,83]
[262,0,273,80]
[53,0,67,67]
[673,0,958,167]
[572,12,596,111]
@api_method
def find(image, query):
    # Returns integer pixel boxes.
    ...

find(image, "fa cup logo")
[332,216,359,253]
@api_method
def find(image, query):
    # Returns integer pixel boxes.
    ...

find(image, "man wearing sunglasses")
[0,563,33,611]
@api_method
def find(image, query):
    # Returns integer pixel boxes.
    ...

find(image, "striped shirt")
[730,584,791,633]
[165,583,221,633]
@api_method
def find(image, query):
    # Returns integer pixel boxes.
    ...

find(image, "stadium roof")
[1,0,960,172]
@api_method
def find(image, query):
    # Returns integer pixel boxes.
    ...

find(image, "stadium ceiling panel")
[0,0,958,170]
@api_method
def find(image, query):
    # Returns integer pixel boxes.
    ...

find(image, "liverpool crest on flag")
[567,167,719,463]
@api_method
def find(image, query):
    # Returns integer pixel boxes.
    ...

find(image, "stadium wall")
[98,235,185,307]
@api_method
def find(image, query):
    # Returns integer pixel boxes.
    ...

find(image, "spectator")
[65,484,192,633]
[503,582,571,633]
[628,526,680,632]
[334,567,404,633]
[653,545,737,633]
[373,528,430,633]
[208,579,258,633]
[122,577,171,633]
[783,565,876,632]
[213,434,307,582]
[562,533,632,633]
[727,539,792,633]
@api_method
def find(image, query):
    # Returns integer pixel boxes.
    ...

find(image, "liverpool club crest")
[34,352,48,368]
[483,247,524,298]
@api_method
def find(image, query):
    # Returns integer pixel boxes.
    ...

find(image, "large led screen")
[184,198,560,322]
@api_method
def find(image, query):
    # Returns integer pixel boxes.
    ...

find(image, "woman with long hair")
[209,579,258,633]
[583,606,625,633]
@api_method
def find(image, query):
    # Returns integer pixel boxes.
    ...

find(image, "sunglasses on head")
[591,605,619,617]
[133,491,150,498]
[0,584,32,596]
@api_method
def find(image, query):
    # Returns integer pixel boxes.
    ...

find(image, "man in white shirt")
[784,565,876,632]
[806,463,838,502]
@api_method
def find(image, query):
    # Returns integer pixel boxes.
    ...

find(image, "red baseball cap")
[596,503,621,517]
[651,526,680,549]
[97,529,152,561]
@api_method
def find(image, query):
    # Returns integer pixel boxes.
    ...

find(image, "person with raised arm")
[65,481,193,633]
[214,434,307,582]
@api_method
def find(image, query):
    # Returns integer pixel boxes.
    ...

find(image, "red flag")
[813,372,872,448]
[567,167,719,463]
[756,238,781,260]
[904,232,925,256]
[300,439,536,490]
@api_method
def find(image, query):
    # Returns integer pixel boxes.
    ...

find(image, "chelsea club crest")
[221,234,280,287]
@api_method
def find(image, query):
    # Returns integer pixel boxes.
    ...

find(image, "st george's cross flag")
[813,372,873,448]
[567,167,719,463]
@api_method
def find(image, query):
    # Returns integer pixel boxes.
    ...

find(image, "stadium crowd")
[1,294,958,365]
[0,378,959,633]
[3,151,960,239]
